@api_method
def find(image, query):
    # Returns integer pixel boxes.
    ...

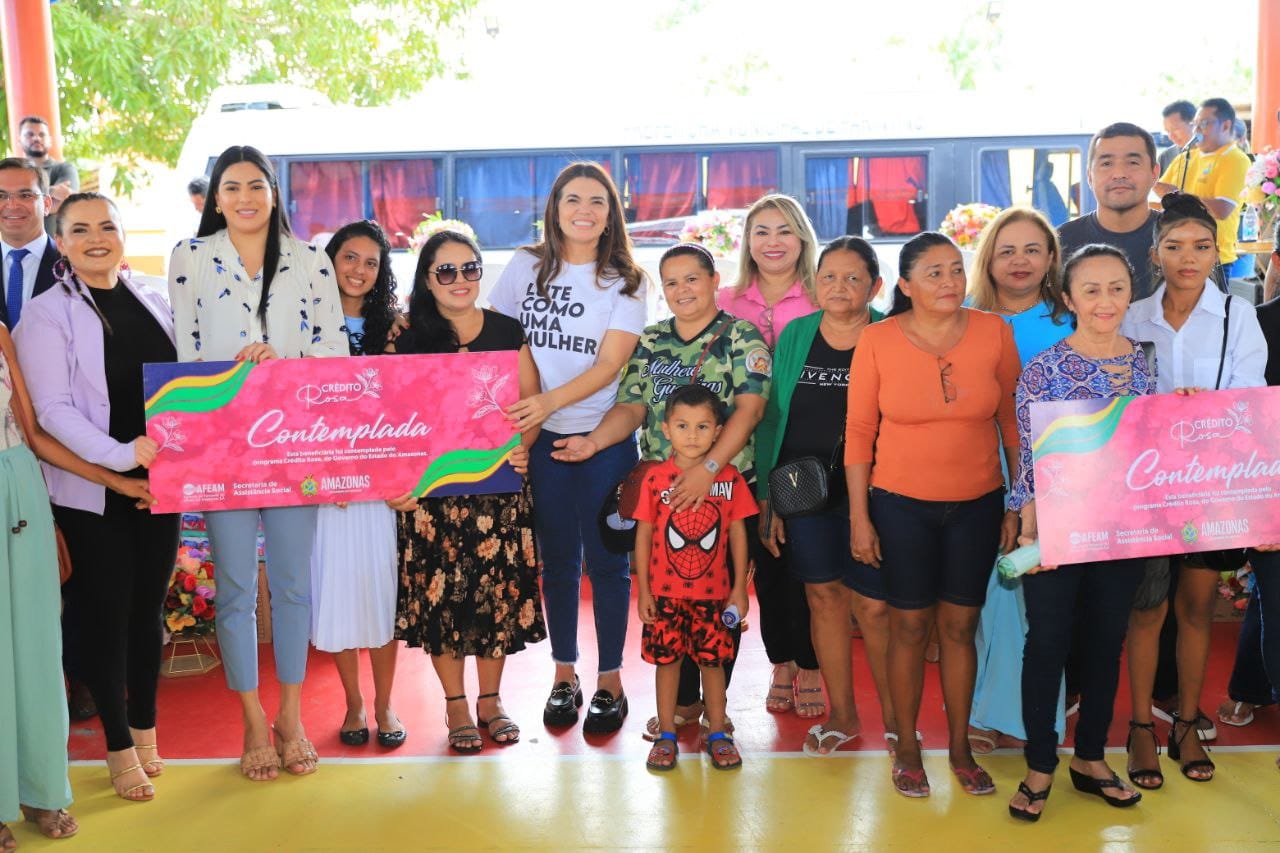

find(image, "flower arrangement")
[679,210,744,257]
[1243,148,1280,226]
[1218,566,1253,615]
[165,544,217,636]
[409,212,479,253]
[939,202,1001,249]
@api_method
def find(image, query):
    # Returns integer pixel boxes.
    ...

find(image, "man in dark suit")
[1,157,62,328]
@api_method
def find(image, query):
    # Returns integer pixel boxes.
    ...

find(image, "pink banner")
[1032,387,1280,565]
[144,353,521,513]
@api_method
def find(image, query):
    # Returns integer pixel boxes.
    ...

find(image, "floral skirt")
[394,482,545,658]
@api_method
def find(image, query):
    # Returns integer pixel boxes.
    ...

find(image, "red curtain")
[288,161,362,241]
[866,157,925,235]
[629,153,697,220]
[371,159,439,249]
[706,151,778,209]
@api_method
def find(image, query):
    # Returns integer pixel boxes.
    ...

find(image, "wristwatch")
[703,458,721,475]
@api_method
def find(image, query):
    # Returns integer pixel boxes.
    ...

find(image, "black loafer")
[543,677,583,727]
[583,690,628,735]
[377,728,408,749]
[339,727,370,746]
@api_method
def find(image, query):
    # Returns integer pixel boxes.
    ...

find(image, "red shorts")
[641,596,734,667]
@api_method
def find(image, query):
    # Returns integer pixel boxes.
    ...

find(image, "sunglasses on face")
[431,261,483,286]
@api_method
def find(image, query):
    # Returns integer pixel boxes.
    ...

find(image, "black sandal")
[476,692,520,745]
[444,694,482,753]
[1008,781,1052,822]
[1168,712,1215,782]
[1125,720,1164,790]
[1068,767,1142,808]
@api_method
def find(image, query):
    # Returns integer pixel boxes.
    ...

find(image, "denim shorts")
[868,486,1004,610]
[785,502,884,600]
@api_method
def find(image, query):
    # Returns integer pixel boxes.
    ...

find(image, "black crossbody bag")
[768,433,844,520]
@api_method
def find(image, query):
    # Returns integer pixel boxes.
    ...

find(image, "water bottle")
[996,542,1041,580]
[721,604,741,628]
[1241,205,1260,242]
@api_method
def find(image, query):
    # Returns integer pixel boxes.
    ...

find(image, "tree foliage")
[0,0,475,191]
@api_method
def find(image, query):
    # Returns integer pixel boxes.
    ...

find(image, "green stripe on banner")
[413,434,522,497]
[1036,396,1133,458]
[145,362,255,418]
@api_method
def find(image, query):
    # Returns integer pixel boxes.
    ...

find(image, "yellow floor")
[8,750,1277,851]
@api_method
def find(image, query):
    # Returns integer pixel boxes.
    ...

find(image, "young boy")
[633,383,755,771]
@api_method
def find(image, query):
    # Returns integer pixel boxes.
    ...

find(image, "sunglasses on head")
[431,261,483,286]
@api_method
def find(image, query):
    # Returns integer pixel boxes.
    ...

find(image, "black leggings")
[1022,557,1145,773]
[56,492,179,752]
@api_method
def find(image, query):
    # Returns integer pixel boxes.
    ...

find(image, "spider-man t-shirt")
[632,459,758,600]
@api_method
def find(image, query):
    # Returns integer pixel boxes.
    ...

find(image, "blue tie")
[5,248,30,328]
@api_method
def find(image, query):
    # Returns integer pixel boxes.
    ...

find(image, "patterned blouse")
[167,230,347,362]
[1009,337,1155,511]
[0,347,25,450]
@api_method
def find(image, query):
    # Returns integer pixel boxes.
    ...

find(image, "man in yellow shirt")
[1155,98,1251,271]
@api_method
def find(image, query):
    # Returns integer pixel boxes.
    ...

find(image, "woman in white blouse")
[168,146,346,782]
[1119,192,1266,786]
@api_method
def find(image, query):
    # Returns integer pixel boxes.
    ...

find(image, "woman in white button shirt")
[168,146,347,782]
[1119,192,1265,786]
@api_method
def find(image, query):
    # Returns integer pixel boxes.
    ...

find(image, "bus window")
[979,147,1081,226]
[457,154,609,248]
[289,160,363,243]
[804,154,928,241]
[624,152,697,221]
[704,150,779,209]
[371,158,440,249]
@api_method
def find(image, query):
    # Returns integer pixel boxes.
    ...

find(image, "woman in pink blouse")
[717,194,824,717]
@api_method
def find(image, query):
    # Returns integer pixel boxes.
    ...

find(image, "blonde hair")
[733,194,818,298]
[967,206,1067,322]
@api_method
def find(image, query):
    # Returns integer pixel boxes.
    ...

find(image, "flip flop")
[891,764,930,798]
[951,762,997,795]
[1217,700,1255,727]
[803,724,859,756]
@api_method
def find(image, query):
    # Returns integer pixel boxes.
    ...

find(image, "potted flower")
[679,209,744,257]
[1243,148,1280,239]
[162,545,221,676]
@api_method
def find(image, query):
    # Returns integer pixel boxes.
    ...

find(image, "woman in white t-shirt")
[488,162,647,736]
[168,146,347,782]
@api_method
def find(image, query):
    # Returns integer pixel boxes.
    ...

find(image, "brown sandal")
[135,743,165,777]
[109,762,155,802]
[18,806,78,840]
[239,744,282,781]
[273,727,319,776]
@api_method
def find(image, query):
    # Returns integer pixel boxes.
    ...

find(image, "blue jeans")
[529,430,636,673]
[205,505,317,692]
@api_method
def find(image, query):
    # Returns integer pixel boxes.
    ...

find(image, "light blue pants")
[0,445,72,820]
[205,505,317,692]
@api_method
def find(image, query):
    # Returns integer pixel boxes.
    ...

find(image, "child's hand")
[729,588,749,621]
[637,590,657,624]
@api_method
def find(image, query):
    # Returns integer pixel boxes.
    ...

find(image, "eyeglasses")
[0,190,42,204]
[1191,118,1220,131]
[938,356,956,404]
[430,261,483,285]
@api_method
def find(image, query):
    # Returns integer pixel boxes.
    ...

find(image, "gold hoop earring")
[215,206,222,214]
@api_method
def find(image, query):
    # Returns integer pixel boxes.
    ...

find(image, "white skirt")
[310,500,398,652]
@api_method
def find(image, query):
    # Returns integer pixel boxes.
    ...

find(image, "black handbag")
[768,435,843,519]
[1196,298,1248,572]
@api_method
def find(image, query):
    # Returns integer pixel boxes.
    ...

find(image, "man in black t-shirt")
[1058,122,1160,301]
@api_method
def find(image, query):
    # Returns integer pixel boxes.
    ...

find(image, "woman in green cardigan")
[756,236,893,755]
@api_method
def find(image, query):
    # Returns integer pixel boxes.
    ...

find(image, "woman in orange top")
[845,231,1020,799]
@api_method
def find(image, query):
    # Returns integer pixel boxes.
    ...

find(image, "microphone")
[1178,133,1200,190]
